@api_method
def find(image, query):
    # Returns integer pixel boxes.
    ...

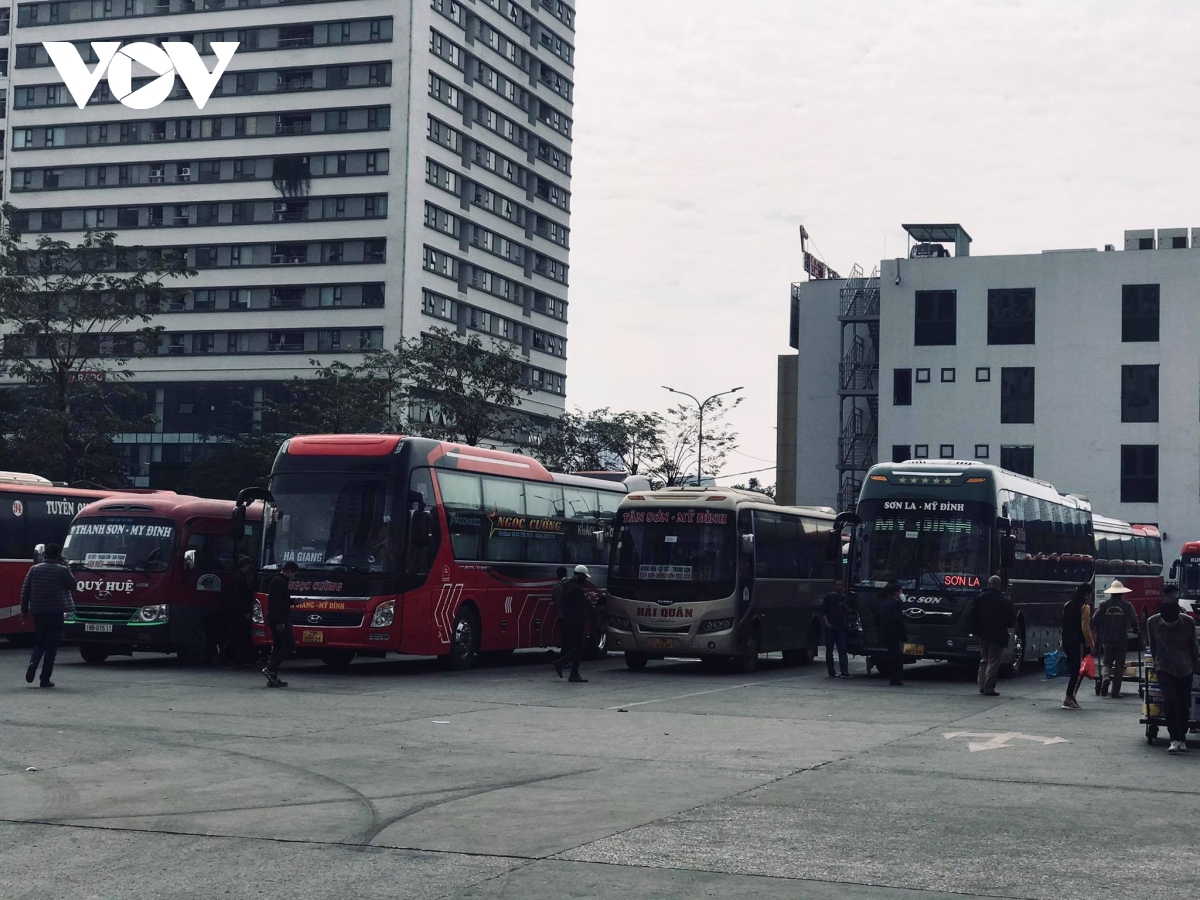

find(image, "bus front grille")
[74,605,136,622]
[289,611,364,628]
[638,624,692,634]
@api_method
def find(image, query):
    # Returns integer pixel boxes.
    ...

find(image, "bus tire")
[320,650,355,672]
[624,652,648,671]
[1000,621,1026,678]
[445,606,480,671]
[79,645,109,665]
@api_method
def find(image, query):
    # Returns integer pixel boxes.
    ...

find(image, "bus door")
[180,523,239,648]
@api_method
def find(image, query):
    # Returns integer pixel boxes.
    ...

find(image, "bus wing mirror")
[183,549,197,571]
[410,509,432,547]
[231,506,246,539]
[740,533,754,555]
[1170,558,1180,581]
[33,543,45,563]
[996,516,1011,533]
[1001,534,1017,568]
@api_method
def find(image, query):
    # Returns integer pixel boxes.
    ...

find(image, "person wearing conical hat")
[1094,580,1140,698]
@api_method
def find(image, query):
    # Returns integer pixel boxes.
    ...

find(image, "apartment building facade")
[3,0,575,485]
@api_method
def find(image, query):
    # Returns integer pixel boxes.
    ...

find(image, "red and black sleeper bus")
[248,434,628,669]
[0,472,133,644]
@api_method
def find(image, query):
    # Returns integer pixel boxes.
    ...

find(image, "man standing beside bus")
[823,579,851,678]
[553,565,591,683]
[263,561,299,688]
[878,581,906,686]
[969,576,1015,697]
[20,543,76,688]
[222,556,256,668]
[1147,589,1200,753]
[1094,579,1139,698]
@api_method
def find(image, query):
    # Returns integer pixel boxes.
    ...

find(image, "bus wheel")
[1000,623,1026,678]
[445,607,480,671]
[320,650,355,672]
[732,637,760,674]
[79,645,109,665]
[624,652,648,671]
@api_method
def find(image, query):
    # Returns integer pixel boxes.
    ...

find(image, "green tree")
[537,407,665,475]
[408,326,533,446]
[0,204,193,484]
[731,477,776,499]
[652,399,740,487]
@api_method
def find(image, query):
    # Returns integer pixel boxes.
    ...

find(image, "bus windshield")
[265,473,394,572]
[1180,554,1200,598]
[64,517,175,572]
[610,508,735,599]
[853,499,992,589]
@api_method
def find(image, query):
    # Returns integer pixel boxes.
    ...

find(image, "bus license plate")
[651,638,675,650]
[85,623,113,633]
[301,630,324,644]
[903,643,924,657]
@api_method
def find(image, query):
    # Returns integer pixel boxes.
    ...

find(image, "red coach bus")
[61,495,263,664]
[1093,515,1163,636]
[0,472,132,644]
[243,434,628,670]
[1169,541,1200,613]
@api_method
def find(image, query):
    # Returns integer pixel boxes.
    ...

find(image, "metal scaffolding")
[836,264,880,511]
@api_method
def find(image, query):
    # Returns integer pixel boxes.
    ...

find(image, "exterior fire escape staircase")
[836,265,880,511]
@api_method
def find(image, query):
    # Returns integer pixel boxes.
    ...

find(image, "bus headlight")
[251,600,264,625]
[608,616,632,631]
[63,612,76,624]
[371,600,396,628]
[699,618,734,633]
[133,604,168,624]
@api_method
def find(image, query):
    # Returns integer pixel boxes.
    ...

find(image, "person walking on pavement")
[878,580,906,686]
[969,575,1015,697]
[551,566,569,654]
[823,579,851,678]
[1093,579,1140,698]
[263,561,299,688]
[1060,582,1095,710]
[1147,589,1200,753]
[553,565,592,683]
[20,543,76,688]
[221,556,257,667]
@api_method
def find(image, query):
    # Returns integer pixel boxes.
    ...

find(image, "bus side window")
[186,533,236,571]
[406,468,439,577]
[1,491,32,559]
[802,517,834,578]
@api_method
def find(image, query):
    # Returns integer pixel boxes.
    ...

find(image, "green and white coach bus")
[605,487,838,673]
[837,459,1094,676]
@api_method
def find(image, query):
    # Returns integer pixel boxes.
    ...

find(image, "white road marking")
[605,682,765,710]
[943,731,1070,752]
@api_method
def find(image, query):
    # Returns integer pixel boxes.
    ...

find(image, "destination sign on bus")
[884,501,965,513]
[620,509,729,525]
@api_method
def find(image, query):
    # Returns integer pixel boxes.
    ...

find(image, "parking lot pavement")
[1,644,1197,899]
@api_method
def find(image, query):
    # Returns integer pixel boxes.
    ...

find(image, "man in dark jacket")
[263,561,299,688]
[1093,580,1139,698]
[221,556,256,667]
[822,579,851,678]
[968,575,1015,697]
[553,565,592,683]
[1147,590,1200,753]
[21,543,77,688]
[878,580,906,686]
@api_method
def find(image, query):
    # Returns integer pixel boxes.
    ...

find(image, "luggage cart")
[1139,651,1200,745]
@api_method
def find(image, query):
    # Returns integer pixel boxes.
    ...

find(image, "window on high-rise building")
[1000,367,1034,424]
[1120,445,1158,503]
[1000,446,1034,477]
[913,290,956,345]
[1122,284,1159,342]
[1121,365,1159,423]
[987,288,1035,344]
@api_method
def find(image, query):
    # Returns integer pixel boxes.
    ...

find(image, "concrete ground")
[0,642,1195,900]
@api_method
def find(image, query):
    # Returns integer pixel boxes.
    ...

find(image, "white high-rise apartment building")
[5,0,575,485]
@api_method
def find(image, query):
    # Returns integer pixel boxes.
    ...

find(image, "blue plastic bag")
[1044,649,1065,679]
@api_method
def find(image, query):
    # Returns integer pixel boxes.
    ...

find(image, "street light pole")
[662,385,743,486]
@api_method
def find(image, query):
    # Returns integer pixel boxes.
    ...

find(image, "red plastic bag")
[1080,655,1096,680]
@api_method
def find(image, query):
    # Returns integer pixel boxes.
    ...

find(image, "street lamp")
[662,385,743,487]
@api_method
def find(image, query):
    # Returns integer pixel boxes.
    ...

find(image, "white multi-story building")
[5,0,575,485]
[781,223,1200,546]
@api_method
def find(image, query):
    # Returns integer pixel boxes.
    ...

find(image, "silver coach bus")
[605,487,838,673]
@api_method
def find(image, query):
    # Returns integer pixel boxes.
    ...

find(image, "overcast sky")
[564,0,1200,484]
